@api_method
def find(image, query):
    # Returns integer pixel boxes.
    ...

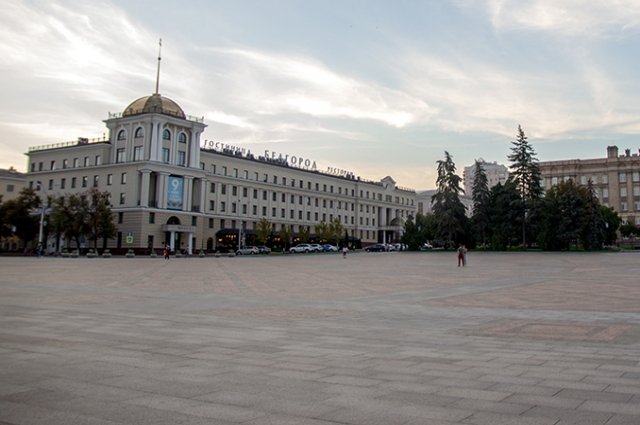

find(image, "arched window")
[178,132,187,143]
[117,129,126,141]
[162,129,171,140]
[134,127,144,138]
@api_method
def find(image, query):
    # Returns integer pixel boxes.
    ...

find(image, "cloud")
[484,0,640,37]
[193,47,435,129]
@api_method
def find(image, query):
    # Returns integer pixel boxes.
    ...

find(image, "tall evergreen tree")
[487,181,522,250]
[431,151,467,248]
[507,125,542,247]
[471,159,490,247]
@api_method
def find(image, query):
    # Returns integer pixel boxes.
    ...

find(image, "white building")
[463,159,509,195]
[25,82,415,253]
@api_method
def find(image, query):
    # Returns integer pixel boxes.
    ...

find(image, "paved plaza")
[1,251,640,425]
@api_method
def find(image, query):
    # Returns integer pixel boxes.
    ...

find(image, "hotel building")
[25,91,415,254]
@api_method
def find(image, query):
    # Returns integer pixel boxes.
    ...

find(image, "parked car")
[420,242,433,250]
[365,243,387,252]
[289,243,313,253]
[236,246,259,255]
[256,245,271,254]
[322,244,338,252]
[308,243,323,252]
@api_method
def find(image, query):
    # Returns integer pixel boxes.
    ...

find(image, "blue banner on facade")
[167,176,184,210]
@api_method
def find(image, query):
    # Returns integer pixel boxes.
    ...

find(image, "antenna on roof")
[154,38,162,95]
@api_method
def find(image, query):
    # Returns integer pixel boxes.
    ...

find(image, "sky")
[1,0,640,190]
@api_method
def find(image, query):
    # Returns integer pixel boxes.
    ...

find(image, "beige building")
[538,146,640,225]
[0,167,26,202]
[25,92,415,254]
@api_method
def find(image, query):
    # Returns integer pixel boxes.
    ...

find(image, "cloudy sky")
[2,0,640,189]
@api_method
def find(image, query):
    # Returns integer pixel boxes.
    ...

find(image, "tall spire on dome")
[154,38,162,95]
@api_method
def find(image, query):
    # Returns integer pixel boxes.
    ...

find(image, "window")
[252,205,257,215]
[30,163,35,172]
[178,133,187,143]
[232,186,237,196]
[95,155,101,165]
[121,172,127,184]
[272,208,276,217]
[619,173,627,183]
[208,218,214,228]
[133,146,143,161]
[177,151,186,166]
[263,191,267,201]
[273,175,278,184]
[635,202,640,211]
[220,219,226,229]
[149,212,155,224]
[71,177,77,188]
[93,175,99,187]
[118,212,123,224]
[220,202,226,212]
[282,177,287,186]
[84,156,90,167]
[603,188,609,198]
[621,202,628,211]
[200,162,205,170]
[192,216,197,226]
[107,174,113,185]
[73,158,79,168]
[634,186,640,197]
[119,193,126,205]
[162,148,170,163]
[50,160,56,170]
[48,179,53,190]
[210,182,215,193]
[82,176,88,188]
[242,204,247,214]
[580,175,587,185]
[272,192,277,202]
[242,187,248,197]
[211,164,217,174]
[209,200,215,210]
[162,129,171,140]
[233,168,238,178]
[603,174,608,184]
[633,172,640,182]
[117,129,126,140]
[253,189,258,199]
[221,184,226,195]
[243,170,248,179]
[135,127,144,138]
[621,187,627,197]
[222,166,227,176]
[262,206,267,216]
[6,184,14,192]
[232,203,237,214]
[116,148,125,163]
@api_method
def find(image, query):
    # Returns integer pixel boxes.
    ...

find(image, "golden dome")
[122,94,185,119]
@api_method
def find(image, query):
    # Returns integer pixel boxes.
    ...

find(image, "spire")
[154,38,162,95]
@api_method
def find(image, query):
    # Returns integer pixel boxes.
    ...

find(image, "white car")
[289,243,313,253]
[308,243,323,252]
[236,246,259,255]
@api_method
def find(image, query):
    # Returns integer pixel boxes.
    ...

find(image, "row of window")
[206,169,413,206]
[30,173,127,191]
[546,172,640,186]
[116,128,189,143]
[31,156,102,172]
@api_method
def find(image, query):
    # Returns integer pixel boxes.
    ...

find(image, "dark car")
[364,243,387,252]
[257,245,271,254]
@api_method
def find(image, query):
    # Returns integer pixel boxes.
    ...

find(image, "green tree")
[401,213,437,250]
[329,217,344,245]
[487,181,522,250]
[86,188,117,250]
[471,159,491,247]
[3,188,41,250]
[279,224,292,251]
[298,226,310,243]
[255,217,272,245]
[507,125,542,248]
[314,221,331,243]
[580,180,605,250]
[600,206,621,246]
[619,222,639,238]
[431,151,467,248]
[50,193,90,251]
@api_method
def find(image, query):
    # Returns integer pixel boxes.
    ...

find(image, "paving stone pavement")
[1,251,640,425]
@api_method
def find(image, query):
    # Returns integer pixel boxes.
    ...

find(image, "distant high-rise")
[463,159,509,195]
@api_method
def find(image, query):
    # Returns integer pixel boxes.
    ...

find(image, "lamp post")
[36,181,45,256]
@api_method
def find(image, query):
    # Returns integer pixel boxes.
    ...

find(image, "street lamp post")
[36,181,45,256]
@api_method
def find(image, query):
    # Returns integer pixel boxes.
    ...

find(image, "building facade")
[462,159,509,195]
[25,92,415,254]
[0,167,26,202]
[538,146,640,225]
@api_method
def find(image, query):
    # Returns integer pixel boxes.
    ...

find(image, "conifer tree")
[471,159,490,247]
[431,151,467,248]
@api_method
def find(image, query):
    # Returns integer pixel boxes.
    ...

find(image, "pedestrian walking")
[342,245,348,258]
[163,245,170,260]
[457,244,466,267]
